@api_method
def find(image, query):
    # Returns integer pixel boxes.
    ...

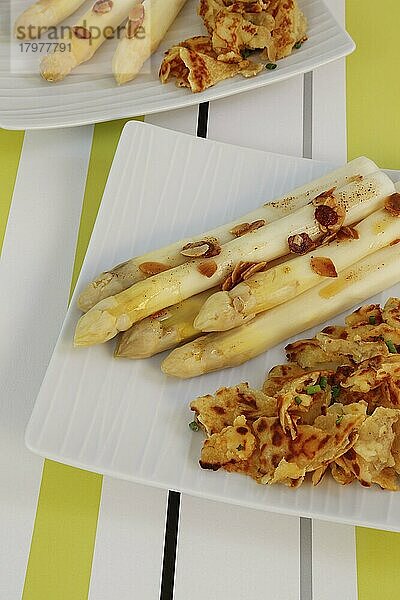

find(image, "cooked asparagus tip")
[161,242,400,378]
[40,0,138,82]
[77,156,377,312]
[74,171,395,346]
[113,0,188,85]
[14,0,86,39]
[40,52,77,82]
[74,300,118,347]
[195,205,400,332]
[114,289,215,358]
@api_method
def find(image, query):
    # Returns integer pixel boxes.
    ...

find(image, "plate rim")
[0,0,355,130]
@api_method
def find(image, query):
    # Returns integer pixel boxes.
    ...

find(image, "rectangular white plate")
[26,121,400,531]
[0,0,354,130]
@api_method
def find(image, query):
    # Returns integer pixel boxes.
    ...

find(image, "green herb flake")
[369,315,376,325]
[241,49,252,58]
[385,339,398,354]
[237,444,245,451]
[319,376,328,390]
[336,414,344,426]
[266,62,277,70]
[331,385,341,400]
[306,384,322,395]
[294,41,302,49]
[294,396,303,405]
[189,420,199,432]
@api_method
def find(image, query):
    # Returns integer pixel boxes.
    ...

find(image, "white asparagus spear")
[14,0,86,39]
[40,0,139,82]
[162,242,400,378]
[114,289,216,358]
[112,0,187,84]
[74,171,394,346]
[194,206,400,332]
[77,156,377,311]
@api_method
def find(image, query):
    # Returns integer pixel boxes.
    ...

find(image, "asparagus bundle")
[112,0,188,85]
[77,156,377,312]
[74,170,394,346]
[40,0,139,82]
[114,289,216,358]
[14,0,86,39]
[162,242,400,378]
[194,203,400,332]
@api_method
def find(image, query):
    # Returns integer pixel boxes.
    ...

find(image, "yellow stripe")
[347,0,400,169]
[0,129,25,254]
[23,118,138,600]
[347,2,400,598]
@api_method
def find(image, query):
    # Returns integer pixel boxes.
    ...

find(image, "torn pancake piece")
[199,415,256,470]
[159,36,263,92]
[190,382,276,435]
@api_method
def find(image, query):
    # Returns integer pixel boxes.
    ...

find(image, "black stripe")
[159,102,210,600]
[160,491,181,600]
[197,103,210,138]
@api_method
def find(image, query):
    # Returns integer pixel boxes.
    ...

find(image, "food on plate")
[159,36,263,93]
[20,0,308,85]
[114,289,215,358]
[74,170,394,346]
[113,0,188,84]
[194,205,400,331]
[40,0,139,82]
[14,0,86,39]
[162,243,400,377]
[78,156,377,312]
[190,298,400,490]
[160,0,307,92]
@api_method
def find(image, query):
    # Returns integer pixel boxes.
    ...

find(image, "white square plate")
[26,121,400,531]
[0,0,354,129]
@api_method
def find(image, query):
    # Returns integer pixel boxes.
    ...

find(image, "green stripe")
[347,0,400,169]
[347,2,400,599]
[0,129,25,254]
[23,118,139,600]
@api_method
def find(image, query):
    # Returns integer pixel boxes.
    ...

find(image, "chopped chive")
[385,339,398,354]
[369,315,376,325]
[336,414,344,426]
[266,62,277,70]
[189,420,199,432]
[294,41,302,49]
[306,384,322,395]
[237,444,245,451]
[331,385,341,400]
[319,376,328,390]
[241,49,252,58]
[294,396,302,405]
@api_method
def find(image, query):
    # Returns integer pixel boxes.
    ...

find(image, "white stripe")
[312,0,347,163]
[312,521,358,600]
[146,106,199,136]
[311,2,357,597]
[208,76,304,156]
[88,479,168,600]
[174,495,300,600]
[0,127,93,599]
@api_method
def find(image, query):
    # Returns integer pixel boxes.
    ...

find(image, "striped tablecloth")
[1,1,400,598]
